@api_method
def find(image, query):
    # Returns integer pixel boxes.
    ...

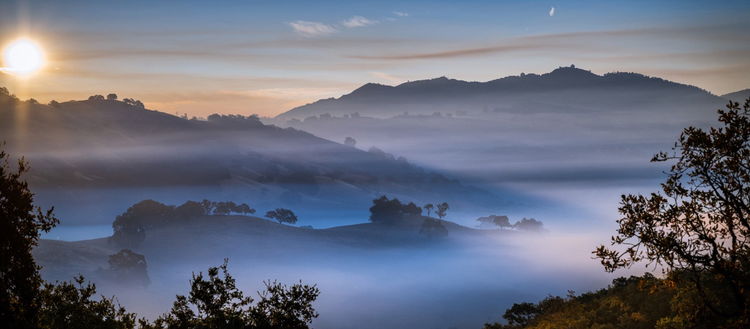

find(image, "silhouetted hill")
[722,88,750,102]
[276,66,723,119]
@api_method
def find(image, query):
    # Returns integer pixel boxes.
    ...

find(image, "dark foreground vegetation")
[0,145,319,329]
[486,99,750,328]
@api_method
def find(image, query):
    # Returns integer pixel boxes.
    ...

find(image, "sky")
[1,0,749,118]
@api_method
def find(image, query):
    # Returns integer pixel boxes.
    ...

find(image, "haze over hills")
[722,88,750,102]
[276,66,727,120]
[0,91,505,236]
[265,67,743,218]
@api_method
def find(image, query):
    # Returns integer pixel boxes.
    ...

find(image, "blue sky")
[1,0,749,116]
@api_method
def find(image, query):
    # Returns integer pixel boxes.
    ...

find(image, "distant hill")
[276,66,724,120]
[0,91,505,228]
[722,88,750,102]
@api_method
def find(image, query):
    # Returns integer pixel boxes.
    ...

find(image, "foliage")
[48,100,62,109]
[88,94,105,101]
[484,273,677,329]
[106,249,150,288]
[107,93,118,101]
[0,144,59,329]
[238,203,256,216]
[423,203,434,217]
[436,202,449,220]
[344,137,356,147]
[265,208,298,225]
[419,218,448,239]
[38,275,136,329]
[174,200,205,219]
[369,195,406,223]
[594,99,750,325]
[122,98,144,108]
[142,260,319,329]
[476,215,511,229]
[513,218,543,232]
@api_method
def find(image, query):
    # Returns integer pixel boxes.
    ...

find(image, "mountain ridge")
[276,66,723,119]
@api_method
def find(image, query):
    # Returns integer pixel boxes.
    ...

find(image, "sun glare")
[2,38,44,75]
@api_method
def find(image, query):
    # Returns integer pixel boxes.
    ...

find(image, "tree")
[238,203,256,216]
[513,218,544,232]
[369,195,405,223]
[142,260,319,329]
[174,200,204,219]
[88,95,105,101]
[214,202,231,215]
[476,215,511,229]
[106,249,150,288]
[201,199,215,215]
[344,137,356,147]
[38,275,137,329]
[48,100,62,109]
[423,203,434,217]
[1,143,59,329]
[594,98,750,325]
[401,202,423,216]
[265,208,298,225]
[419,218,448,239]
[436,202,449,220]
[107,93,118,101]
[108,215,145,249]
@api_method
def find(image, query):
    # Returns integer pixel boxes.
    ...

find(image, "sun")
[2,38,45,75]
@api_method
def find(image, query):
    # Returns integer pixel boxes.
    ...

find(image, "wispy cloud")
[394,12,410,17]
[288,21,339,37]
[549,7,555,16]
[369,72,402,83]
[349,44,560,61]
[342,16,377,28]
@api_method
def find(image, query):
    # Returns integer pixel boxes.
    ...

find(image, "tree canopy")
[594,99,750,326]
[142,260,319,329]
[265,208,298,225]
[0,144,59,328]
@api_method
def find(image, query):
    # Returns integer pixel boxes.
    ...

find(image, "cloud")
[342,16,377,28]
[550,7,555,16]
[348,43,560,61]
[394,12,410,17]
[369,72,402,83]
[288,21,339,37]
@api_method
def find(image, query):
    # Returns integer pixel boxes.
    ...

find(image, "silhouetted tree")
[436,202,449,220]
[401,202,423,216]
[117,200,175,228]
[238,203,255,216]
[344,137,356,147]
[200,199,215,215]
[595,99,750,324]
[476,215,511,229]
[493,215,511,229]
[174,201,204,219]
[107,93,118,101]
[38,275,137,329]
[0,86,9,95]
[0,143,59,329]
[213,202,231,215]
[26,98,38,105]
[265,208,298,225]
[141,260,319,329]
[48,100,61,109]
[423,203,434,217]
[107,249,150,288]
[88,95,105,101]
[513,218,543,231]
[109,215,145,249]
[369,195,405,223]
[419,218,448,239]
